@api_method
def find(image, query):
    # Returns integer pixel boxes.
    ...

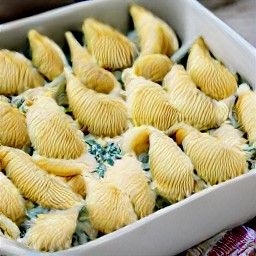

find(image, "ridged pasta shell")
[84,176,137,233]
[211,123,246,150]
[26,96,86,159]
[169,123,248,185]
[149,132,194,202]
[236,84,256,146]
[105,155,156,218]
[28,29,67,81]
[0,146,82,209]
[65,31,120,94]
[12,86,57,108]
[121,126,151,155]
[0,172,25,223]
[12,75,67,108]
[65,31,95,66]
[133,54,172,82]
[0,100,30,149]
[123,69,178,130]
[187,37,237,100]
[11,75,65,108]
[82,18,136,70]
[163,64,234,130]
[54,77,69,106]
[23,207,79,252]
[0,213,20,240]
[64,175,87,197]
[32,152,96,176]
[130,4,179,56]
[65,68,128,137]
[0,50,45,95]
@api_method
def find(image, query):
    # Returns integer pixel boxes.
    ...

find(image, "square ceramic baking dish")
[0,0,256,255]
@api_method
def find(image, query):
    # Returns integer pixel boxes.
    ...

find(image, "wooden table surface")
[200,0,256,47]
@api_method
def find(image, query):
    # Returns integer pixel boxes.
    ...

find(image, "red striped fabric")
[208,226,255,256]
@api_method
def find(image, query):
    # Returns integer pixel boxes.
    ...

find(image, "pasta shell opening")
[28,29,67,81]
[130,4,179,56]
[82,18,136,70]
[0,50,45,95]
[187,37,237,100]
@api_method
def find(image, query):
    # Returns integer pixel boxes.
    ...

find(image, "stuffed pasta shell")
[84,175,137,233]
[236,84,256,146]
[0,172,25,223]
[28,29,67,81]
[64,175,87,197]
[121,126,151,155]
[65,31,120,95]
[163,65,234,130]
[105,155,156,218]
[123,69,178,131]
[65,68,128,137]
[149,132,194,202]
[187,37,237,100]
[0,98,30,149]
[0,213,20,240]
[0,146,82,209]
[23,207,79,252]
[130,4,179,56]
[0,50,45,95]
[26,96,86,159]
[132,54,173,83]
[32,152,96,177]
[82,18,136,70]
[211,123,246,150]
[169,123,248,185]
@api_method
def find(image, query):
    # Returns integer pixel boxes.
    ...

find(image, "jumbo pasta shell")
[0,100,30,149]
[211,123,246,150]
[105,155,156,218]
[130,4,179,56]
[129,84,178,130]
[84,176,137,233]
[133,54,172,82]
[236,84,256,146]
[163,64,234,130]
[149,132,194,202]
[26,96,86,159]
[0,172,25,223]
[64,175,87,197]
[82,18,136,70]
[24,207,79,252]
[0,50,45,95]
[12,86,57,108]
[65,31,95,66]
[77,65,121,95]
[32,153,96,177]
[11,74,65,108]
[124,70,178,131]
[65,31,120,94]
[0,146,82,209]
[28,29,67,81]
[187,37,237,100]
[65,68,128,137]
[0,213,20,240]
[169,123,248,185]
[121,126,151,155]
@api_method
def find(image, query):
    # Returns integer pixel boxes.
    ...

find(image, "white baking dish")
[0,0,256,255]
